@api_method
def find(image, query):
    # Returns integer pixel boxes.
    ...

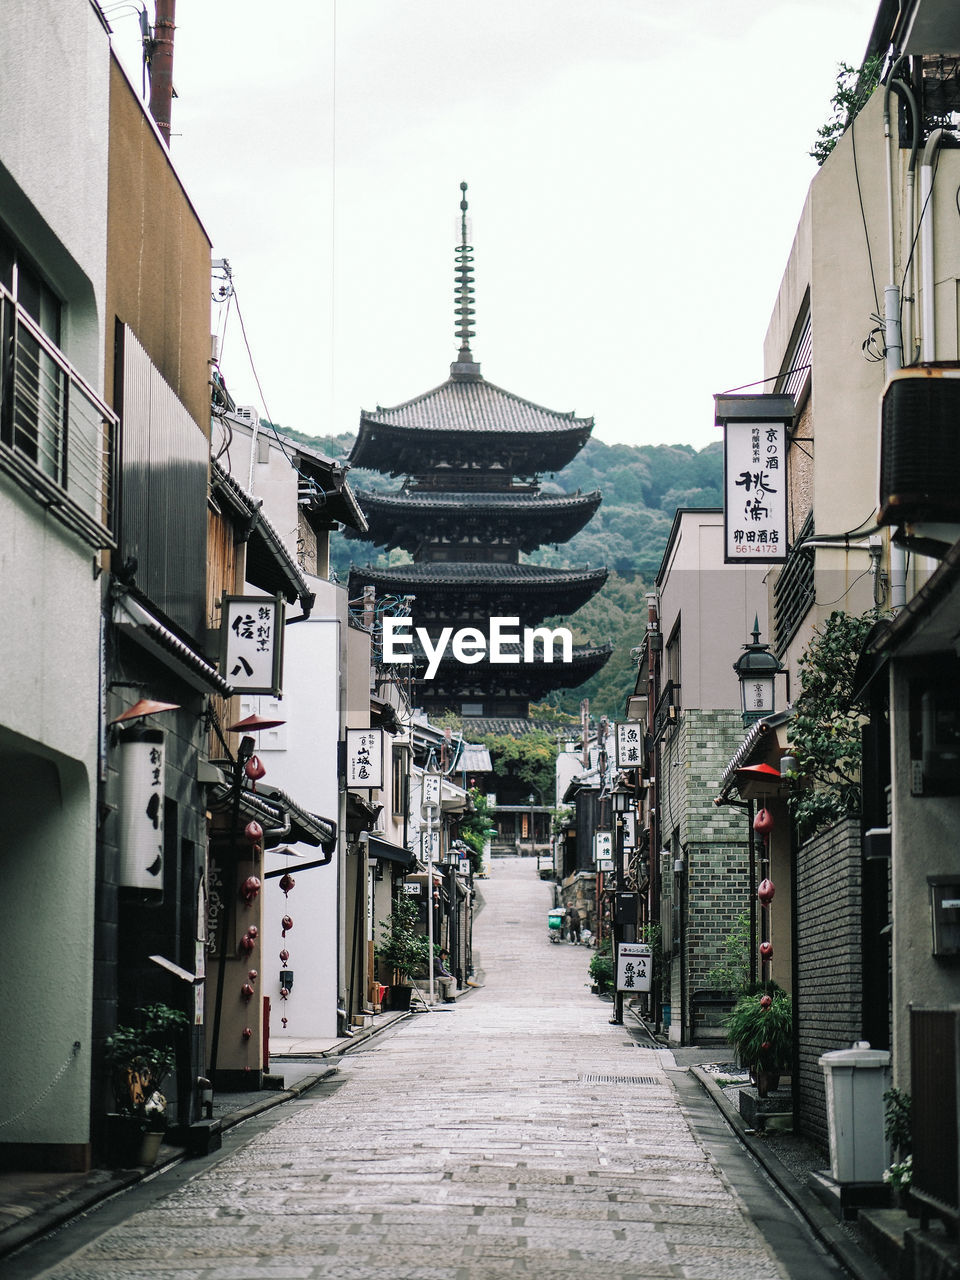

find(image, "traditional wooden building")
[348,185,610,721]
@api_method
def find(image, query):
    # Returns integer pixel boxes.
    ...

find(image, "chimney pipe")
[149,0,177,146]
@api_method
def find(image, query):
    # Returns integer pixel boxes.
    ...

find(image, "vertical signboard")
[723,420,788,562]
[345,728,384,788]
[118,726,164,894]
[222,595,284,693]
[594,830,613,872]
[615,720,644,770]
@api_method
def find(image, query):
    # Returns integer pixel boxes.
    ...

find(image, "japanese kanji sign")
[421,772,441,816]
[221,595,284,694]
[118,726,164,893]
[616,942,652,993]
[615,720,645,771]
[723,420,788,563]
[345,728,384,789]
[594,830,613,872]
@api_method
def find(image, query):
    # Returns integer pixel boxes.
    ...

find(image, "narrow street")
[11,858,848,1280]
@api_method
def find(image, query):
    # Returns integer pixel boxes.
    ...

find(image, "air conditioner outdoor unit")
[879,364,960,549]
[235,405,260,427]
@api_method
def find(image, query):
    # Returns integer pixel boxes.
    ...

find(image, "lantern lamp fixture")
[733,617,782,726]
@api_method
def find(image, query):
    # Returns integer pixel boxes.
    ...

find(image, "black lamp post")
[609,779,633,1026]
[733,616,782,727]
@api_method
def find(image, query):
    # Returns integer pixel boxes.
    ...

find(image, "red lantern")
[247,970,258,982]
[281,914,293,937]
[242,1026,253,1040]
[240,982,255,1001]
[753,808,775,834]
[759,940,774,961]
[758,878,776,904]
[279,872,296,897]
[760,995,772,1009]
[247,925,258,939]
[239,932,255,956]
[244,755,266,783]
[240,874,261,905]
[244,820,263,845]
[280,986,290,1000]
[279,948,290,963]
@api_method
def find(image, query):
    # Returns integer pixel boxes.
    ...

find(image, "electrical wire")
[850,103,881,318]
[814,562,875,608]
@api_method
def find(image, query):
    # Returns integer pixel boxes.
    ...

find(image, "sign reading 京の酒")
[222,595,284,693]
[616,943,652,993]
[345,728,384,788]
[723,420,788,563]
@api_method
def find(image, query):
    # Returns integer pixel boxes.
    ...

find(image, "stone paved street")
[10,857,849,1279]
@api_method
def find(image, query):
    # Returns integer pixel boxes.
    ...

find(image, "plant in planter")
[103,1002,189,1163]
[376,894,431,1009]
[588,940,614,995]
[883,1087,912,1207]
[724,989,792,1097]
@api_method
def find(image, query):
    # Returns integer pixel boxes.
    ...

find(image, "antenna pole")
[149,0,177,146]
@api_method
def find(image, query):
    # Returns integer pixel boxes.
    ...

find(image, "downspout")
[919,128,945,363]
[883,65,920,611]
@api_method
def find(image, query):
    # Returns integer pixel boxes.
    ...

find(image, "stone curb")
[0,1010,409,1262]
[689,1065,889,1280]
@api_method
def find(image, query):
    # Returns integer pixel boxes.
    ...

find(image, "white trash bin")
[819,1042,891,1183]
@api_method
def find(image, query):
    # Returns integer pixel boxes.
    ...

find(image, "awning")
[207,777,336,852]
[114,591,234,696]
[367,835,413,868]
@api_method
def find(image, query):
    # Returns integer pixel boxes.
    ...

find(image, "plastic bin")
[819,1042,891,1183]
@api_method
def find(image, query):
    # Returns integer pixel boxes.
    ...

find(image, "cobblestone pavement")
[10,858,849,1280]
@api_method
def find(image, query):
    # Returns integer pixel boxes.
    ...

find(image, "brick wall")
[795,816,863,1149]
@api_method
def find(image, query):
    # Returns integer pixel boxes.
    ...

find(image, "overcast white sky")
[107,0,880,451]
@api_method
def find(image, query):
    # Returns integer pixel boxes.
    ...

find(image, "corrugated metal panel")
[121,326,208,640]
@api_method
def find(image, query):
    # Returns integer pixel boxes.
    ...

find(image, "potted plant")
[376,894,431,1010]
[883,1087,913,1210]
[724,987,792,1097]
[103,1002,189,1166]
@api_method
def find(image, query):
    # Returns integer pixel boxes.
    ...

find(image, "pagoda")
[348,184,611,722]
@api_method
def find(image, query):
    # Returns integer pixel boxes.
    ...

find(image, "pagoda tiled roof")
[350,562,607,590]
[353,488,601,514]
[362,374,591,435]
[350,372,593,475]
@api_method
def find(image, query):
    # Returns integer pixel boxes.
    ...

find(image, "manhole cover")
[579,1074,661,1085]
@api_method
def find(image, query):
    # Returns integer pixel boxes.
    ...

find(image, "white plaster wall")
[0,0,109,381]
[259,577,346,1041]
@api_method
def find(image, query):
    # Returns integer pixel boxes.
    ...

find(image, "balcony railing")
[0,286,117,548]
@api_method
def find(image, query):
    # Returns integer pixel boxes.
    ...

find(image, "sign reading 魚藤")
[222,595,284,693]
[345,728,384,789]
[723,421,787,563]
[616,942,652,993]
[615,720,644,771]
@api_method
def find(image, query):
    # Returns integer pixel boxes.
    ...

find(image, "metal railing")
[0,286,117,548]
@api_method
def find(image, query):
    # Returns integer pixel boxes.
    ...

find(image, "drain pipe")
[883,65,919,611]
[919,128,945,363]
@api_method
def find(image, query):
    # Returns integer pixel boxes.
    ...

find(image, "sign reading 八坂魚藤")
[616,943,652,993]
[221,595,284,693]
[345,728,384,788]
[723,420,788,563]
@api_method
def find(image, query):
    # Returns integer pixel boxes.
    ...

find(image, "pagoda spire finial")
[452,181,481,379]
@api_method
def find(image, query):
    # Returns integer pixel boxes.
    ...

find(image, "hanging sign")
[118,726,164,893]
[615,720,645,770]
[616,942,652,993]
[420,830,440,860]
[723,420,788,562]
[345,728,384,788]
[421,771,441,817]
[221,595,284,693]
[594,830,613,872]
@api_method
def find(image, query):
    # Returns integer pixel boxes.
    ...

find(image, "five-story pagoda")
[348,185,610,722]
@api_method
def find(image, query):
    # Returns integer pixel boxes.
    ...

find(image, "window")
[391,747,408,818]
[0,225,116,547]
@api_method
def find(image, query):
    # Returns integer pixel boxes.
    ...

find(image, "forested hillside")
[286,427,723,719]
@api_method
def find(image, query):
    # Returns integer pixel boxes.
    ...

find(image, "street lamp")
[733,616,782,727]
[609,778,634,1026]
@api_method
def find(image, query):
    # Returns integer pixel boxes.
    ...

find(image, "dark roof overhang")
[113,589,234,697]
[715,709,794,805]
[207,777,337,852]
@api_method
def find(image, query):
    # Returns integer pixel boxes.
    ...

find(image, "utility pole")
[149,0,177,147]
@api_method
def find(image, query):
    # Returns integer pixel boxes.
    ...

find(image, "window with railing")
[0,283,117,548]
[773,512,815,655]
